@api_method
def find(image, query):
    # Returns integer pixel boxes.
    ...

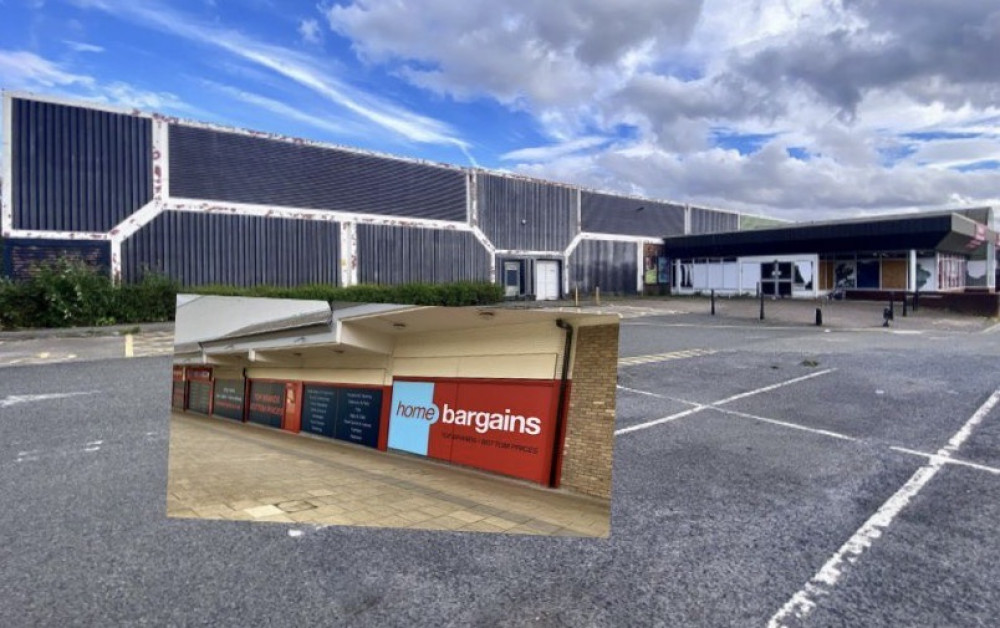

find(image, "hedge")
[0,260,505,330]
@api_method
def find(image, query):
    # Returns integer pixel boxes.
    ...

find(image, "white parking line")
[615,369,836,436]
[768,386,1000,628]
[890,446,1000,475]
[0,391,100,408]
[712,407,860,442]
[714,369,835,405]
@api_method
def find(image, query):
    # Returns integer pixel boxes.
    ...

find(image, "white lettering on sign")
[394,399,543,436]
[442,404,542,436]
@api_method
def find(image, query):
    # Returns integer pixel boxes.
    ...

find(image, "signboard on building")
[171,381,185,409]
[643,243,668,285]
[248,381,285,428]
[301,385,382,448]
[387,378,561,485]
[212,379,245,421]
[187,381,212,414]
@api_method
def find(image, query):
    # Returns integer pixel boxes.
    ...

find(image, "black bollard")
[902,293,908,317]
[759,288,765,321]
[815,307,823,326]
[913,290,919,312]
[711,289,715,316]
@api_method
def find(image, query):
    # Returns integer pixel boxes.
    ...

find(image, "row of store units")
[656,209,998,306]
[171,300,618,500]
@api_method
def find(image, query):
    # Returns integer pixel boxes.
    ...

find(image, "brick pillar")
[559,324,618,500]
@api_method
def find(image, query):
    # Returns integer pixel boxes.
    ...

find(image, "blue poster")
[387,381,439,456]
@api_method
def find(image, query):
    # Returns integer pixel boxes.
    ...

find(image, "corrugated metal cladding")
[1,238,110,281]
[11,98,153,232]
[690,206,739,234]
[122,212,340,287]
[569,240,638,294]
[476,173,577,251]
[357,225,490,284]
[580,192,685,237]
[169,125,467,222]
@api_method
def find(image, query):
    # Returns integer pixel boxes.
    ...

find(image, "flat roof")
[663,211,996,258]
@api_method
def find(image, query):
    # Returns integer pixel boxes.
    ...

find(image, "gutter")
[550,318,573,488]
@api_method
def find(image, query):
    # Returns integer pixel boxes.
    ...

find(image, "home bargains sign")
[387,378,561,485]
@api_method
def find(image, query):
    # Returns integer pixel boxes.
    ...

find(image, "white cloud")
[297,18,322,45]
[501,136,609,162]
[64,40,105,53]
[203,80,358,137]
[72,0,469,152]
[325,0,1000,218]
[0,49,94,88]
[0,49,192,115]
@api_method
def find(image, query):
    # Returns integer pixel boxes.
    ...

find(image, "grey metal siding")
[11,98,152,232]
[169,125,467,221]
[569,240,638,294]
[690,206,739,234]
[1,238,110,281]
[357,225,490,284]
[581,192,685,237]
[477,174,576,250]
[122,212,340,287]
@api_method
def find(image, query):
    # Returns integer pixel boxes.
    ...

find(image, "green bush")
[0,259,503,329]
[186,280,504,307]
[0,260,180,330]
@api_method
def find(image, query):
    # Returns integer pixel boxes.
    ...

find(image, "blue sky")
[1,0,999,220]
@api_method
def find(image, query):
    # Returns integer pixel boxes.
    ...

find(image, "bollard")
[883,306,891,327]
[596,286,601,306]
[902,293,908,317]
[913,290,919,312]
[815,307,823,326]
[759,288,765,321]
[574,286,579,307]
[711,289,715,316]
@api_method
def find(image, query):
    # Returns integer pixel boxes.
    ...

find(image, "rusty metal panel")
[581,191,685,237]
[476,173,576,251]
[690,206,740,234]
[569,239,638,295]
[169,125,467,222]
[11,97,152,232]
[357,224,490,284]
[122,211,340,287]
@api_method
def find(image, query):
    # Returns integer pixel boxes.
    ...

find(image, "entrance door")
[535,260,560,301]
[503,261,522,298]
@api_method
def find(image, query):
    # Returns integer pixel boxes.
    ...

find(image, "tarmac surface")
[1,297,999,626]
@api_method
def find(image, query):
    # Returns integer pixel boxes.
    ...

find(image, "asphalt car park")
[1,302,999,626]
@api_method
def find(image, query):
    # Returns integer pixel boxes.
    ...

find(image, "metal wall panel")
[11,97,152,232]
[581,192,685,237]
[122,211,340,287]
[569,240,638,295]
[477,174,576,250]
[357,224,490,284]
[169,125,467,222]
[2,238,111,280]
[690,206,739,234]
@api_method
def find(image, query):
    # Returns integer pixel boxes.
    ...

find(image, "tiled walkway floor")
[166,412,611,537]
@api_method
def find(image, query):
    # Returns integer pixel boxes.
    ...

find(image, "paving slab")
[167,412,611,538]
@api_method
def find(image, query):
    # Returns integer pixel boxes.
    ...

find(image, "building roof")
[662,210,997,258]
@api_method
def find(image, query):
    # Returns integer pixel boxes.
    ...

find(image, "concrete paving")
[167,412,610,537]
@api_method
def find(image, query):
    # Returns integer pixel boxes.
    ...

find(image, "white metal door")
[535,261,560,300]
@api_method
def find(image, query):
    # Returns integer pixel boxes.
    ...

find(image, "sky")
[1,0,999,221]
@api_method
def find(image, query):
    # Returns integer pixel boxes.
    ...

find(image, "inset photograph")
[167,295,618,537]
